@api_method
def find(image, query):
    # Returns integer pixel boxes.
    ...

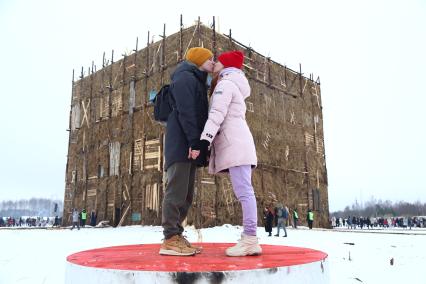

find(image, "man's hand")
[188,147,200,160]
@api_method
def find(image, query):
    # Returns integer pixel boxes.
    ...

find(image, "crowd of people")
[263,204,316,237]
[330,216,426,229]
[0,216,62,227]
[1,208,98,229]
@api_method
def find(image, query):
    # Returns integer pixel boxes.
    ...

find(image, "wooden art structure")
[63,16,329,228]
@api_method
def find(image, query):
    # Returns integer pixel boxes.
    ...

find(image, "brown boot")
[159,235,197,256]
[178,235,202,254]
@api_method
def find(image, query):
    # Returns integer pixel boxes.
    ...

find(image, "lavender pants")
[229,165,258,236]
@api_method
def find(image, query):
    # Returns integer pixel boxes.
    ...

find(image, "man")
[274,203,288,237]
[71,208,80,230]
[160,47,214,256]
[54,216,59,227]
[81,209,87,227]
[293,208,299,229]
[307,209,314,229]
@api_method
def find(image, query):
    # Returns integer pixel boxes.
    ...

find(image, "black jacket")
[264,210,274,232]
[164,61,209,170]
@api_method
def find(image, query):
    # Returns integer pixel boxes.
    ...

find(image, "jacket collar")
[173,61,208,83]
[219,67,243,78]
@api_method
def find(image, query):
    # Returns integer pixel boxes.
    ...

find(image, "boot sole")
[159,249,196,256]
[226,248,262,257]
[226,252,262,257]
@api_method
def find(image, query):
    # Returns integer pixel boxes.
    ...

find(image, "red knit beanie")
[218,50,244,69]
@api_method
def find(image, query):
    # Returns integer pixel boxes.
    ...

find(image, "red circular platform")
[67,243,327,272]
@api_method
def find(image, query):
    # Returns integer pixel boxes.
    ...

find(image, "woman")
[264,207,274,237]
[191,50,261,257]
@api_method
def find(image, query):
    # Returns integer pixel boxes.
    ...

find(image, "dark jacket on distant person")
[264,209,274,233]
[164,61,209,170]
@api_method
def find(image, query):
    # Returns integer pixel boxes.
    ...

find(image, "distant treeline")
[332,198,426,218]
[0,198,63,217]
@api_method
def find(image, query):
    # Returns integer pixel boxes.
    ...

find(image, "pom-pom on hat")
[217,50,244,69]
[185,47,213,67]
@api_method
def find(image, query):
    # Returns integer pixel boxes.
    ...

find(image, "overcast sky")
[0,0,425,211]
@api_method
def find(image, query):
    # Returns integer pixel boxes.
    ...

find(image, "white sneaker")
[226,233,262,257]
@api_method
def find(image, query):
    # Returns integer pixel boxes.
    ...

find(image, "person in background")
[293,208,299,229]
[81,209,87,227]
[90,209,97,227]
[307,209,314,229]
[274,203,288,237]
[54,216,59,227]
[263,206,274,237]
[347,216,352,229]
[71,208,80,230]
[331,216,336,227]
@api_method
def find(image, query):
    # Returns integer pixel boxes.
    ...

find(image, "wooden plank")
[87,188,97,195]
[145,139,160,145]
[145,152,160,159]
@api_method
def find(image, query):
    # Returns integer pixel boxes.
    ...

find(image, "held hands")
[188,148,200,160]
[188,140,210,160]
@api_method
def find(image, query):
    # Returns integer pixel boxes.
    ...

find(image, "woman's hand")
[189,140,210,160]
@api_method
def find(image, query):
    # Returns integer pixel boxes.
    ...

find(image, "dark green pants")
[162,162,196,239]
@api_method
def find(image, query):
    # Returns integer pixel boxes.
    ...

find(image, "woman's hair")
[208,74,219,97]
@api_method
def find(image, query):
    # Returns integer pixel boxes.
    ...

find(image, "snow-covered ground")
[0,225,425,284]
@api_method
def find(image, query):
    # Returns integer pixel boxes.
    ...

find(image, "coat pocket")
[212,130,230,150]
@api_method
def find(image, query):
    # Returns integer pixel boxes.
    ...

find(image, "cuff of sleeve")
[200,132,214,143]
[191,139,210,151]
[189,139,199,149]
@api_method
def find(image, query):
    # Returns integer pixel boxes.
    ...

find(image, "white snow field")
[0,225,425,284]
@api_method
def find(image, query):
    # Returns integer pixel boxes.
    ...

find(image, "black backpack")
[153,84,173,124]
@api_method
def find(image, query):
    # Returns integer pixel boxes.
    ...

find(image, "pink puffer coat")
[200,67,257,174]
